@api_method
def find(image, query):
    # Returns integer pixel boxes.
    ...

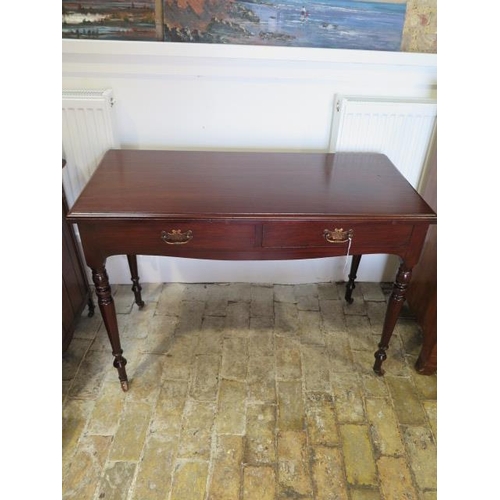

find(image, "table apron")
[78,220,419,265]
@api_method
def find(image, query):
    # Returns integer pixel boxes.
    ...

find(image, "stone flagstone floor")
[62,281,437,500]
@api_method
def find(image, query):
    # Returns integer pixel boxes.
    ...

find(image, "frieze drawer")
[262,222,413,249]
[82,220,257,256]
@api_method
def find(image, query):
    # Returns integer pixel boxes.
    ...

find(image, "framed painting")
[62,0,407,51]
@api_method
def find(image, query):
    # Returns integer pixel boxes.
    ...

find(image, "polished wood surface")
[68,149,436,390]
[69,150,435,221]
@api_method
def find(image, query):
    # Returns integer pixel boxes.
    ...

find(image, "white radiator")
[329,95,437,189]
[62,89,119,207]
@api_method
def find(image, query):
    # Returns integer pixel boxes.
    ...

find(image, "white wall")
[63,39,437,284]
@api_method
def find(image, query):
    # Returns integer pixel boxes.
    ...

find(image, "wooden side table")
[67,150,437,390]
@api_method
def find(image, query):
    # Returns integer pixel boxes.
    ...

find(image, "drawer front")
[93,220,257,254]
[262,222,413,249]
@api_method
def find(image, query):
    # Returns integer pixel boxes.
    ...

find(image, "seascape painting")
[62,0,407,51]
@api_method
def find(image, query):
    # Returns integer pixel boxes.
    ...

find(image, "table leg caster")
[373,347,387,376]
[344,292,355,305]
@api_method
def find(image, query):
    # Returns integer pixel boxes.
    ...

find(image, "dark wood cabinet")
[407,132,437,374]
[62,161,94,352]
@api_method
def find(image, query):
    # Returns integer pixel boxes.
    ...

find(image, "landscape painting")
[62,0,407,51]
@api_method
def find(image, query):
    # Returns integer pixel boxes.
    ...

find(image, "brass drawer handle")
[161,229,193,245]
[323,228,353,244]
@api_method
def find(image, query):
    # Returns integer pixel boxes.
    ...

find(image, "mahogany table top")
[68,150,436,223]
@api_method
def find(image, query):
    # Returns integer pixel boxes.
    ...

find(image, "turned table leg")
[91,265,129,391]
[127,254,145,309]
[345,254,362,304]
[373,262,412,376]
